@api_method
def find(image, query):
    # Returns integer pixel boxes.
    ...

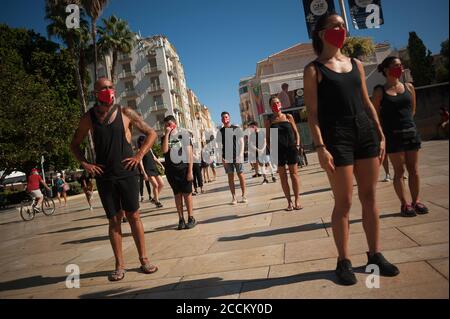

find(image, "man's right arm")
[70,113,104,176]
[70,113,91,165]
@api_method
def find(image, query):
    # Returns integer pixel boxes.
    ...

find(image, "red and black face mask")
[271,101,282,113]
[324,27,347,49]
[222,115,230,126]
[389,66,403,79]
[97,88,115,105]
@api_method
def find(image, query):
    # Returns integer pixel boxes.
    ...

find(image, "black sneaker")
[272,176,277,183]
[367,252,400,277]
[177,219,186,230]
[412,202,429,215]
[186,216,197,229]
[155,201,163,208]
[335,259,357,286]
[401,204,417,217]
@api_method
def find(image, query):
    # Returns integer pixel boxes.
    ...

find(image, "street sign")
[348,0,384,30]
[302,0,336,39]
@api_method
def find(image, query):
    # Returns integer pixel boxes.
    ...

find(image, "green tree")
[0,25,80,181]
[98,15,136,82]
[407,32,435,86]
[45,0,95,160]
[435,39,449,83]
[342,37,375,60]
[81,0,109,80]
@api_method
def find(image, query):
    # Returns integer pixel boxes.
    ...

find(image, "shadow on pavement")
[217,212,401,242]
[78,269,341,299]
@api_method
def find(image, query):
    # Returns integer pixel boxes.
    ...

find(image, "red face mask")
[272,102,282,113]
[167,122,177,130]
[389,66,403,79]
[97,89,115,105]
[222,116,230,125]
[324,28,347,49]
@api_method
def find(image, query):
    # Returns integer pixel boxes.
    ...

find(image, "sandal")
[285,205,294,212]
[139,257,158,274]
[155,201,163,208]
[108,269,126,282]
[294,205,303,210]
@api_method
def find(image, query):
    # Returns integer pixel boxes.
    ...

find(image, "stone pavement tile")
[134,283,242,299]
[176,267,269,290]
[150,235,218,260]
[320,201,449,235]
[427,258,449,280]
[175,213,273,239]
[397,220,449,245]
[166,244,284,278]
[70,242,133,264]
[382,243,449,265]
[285,227,417,264]
[239,261,446,299]
[208,219,328,254]
[351,281,449,299]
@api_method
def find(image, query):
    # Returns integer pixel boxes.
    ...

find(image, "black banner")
[302,0,336,38]
[348,0,384,30]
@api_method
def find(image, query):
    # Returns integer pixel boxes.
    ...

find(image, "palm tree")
[81,0,109,80]
[98,15,136,82]
[45,0,95,161]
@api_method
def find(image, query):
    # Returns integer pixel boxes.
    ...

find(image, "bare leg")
[183,193,194,218]
[109,211,126,270]
[278,165,292,209]
[63,191,67,207]
[382,156,390,178]
[405,150,420,204]
[227,172,236,198]
[288,164,301,208]
[354,158,381,255]
[327,165,354,261]
[237,172,246,198]
[389,153,408,206]
[125,210,151,265]
[174,194,184,220]
[57,192,62,207]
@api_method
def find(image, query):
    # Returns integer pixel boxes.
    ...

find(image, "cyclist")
[26,168,51,212]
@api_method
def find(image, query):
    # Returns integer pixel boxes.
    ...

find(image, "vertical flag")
[252,85,265,115]
[302,0,336,38]
[348,0,384,30]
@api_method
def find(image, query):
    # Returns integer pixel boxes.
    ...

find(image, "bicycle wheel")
[42,197,56,216]
[20,200,35,221]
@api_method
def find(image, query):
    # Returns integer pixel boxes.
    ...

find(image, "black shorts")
[96,175,140,219]
[385,130,421,154]
[146,168,159,177]
[276,147,299,166]
[166,168,192,195]
[321,113,380,167]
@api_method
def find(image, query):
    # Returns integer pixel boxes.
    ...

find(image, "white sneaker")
[383,174,391,182]
[231,198,237,205]
[89,206,93,211]
[240,196,248,204]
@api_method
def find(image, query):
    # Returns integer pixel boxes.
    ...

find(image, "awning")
[260,72,304,94]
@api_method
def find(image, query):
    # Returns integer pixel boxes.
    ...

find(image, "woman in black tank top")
[304,13,399,285]
[265,96,302,211]
[372,56,428,218]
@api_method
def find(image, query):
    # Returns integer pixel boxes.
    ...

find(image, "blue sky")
[1,0,449,124]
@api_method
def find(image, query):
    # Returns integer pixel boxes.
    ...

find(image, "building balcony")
[118,71,135,80]
[151,104,168,113]
[147,50,157,58]
[123,89,139,99]
[170,87,181,96]
[118,54,132,63]
[145,66,161,76]
[168,68,178,77]
[148,85,165,95]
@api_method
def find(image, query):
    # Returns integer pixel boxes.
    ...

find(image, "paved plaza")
[0,141,448,299]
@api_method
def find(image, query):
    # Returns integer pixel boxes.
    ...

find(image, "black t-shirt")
[163,129,193,172]
[219,125,241,161]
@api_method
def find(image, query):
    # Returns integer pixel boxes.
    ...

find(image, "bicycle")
[19,190,56,221]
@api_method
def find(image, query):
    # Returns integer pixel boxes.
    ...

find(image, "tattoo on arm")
[123,107,156,157]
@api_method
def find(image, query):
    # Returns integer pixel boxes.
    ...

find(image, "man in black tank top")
[70,78,159,281]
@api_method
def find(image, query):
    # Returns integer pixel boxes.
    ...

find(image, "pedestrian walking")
[372,56,429,217]
[217,112,247,205]
[162,115,197,230]
[78,170,94,210]
[55,172,68,208]
[303,13,399,285]
[70,77,158,281]
[265,98,302,210]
